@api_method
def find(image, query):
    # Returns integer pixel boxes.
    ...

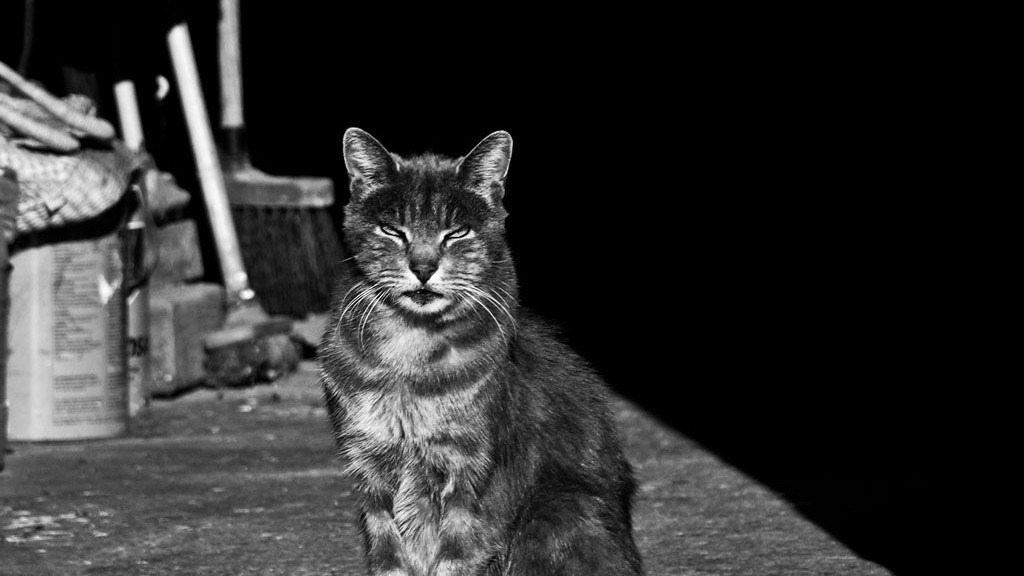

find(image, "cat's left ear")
[343,127,398,200]
[456,131,512,204]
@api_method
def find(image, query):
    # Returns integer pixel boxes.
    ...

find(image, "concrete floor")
[1,362,890,576]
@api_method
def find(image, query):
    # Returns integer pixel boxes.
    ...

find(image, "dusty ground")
[0,362,890,575]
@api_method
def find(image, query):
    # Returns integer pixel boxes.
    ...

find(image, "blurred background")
[1,2,967,573]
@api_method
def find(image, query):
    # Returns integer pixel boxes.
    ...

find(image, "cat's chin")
[397,289,450,315]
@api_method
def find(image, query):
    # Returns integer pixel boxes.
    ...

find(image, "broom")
[167,21,297,386]
[217,0,343,318]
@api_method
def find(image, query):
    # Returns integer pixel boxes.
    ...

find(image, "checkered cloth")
[1,167,17,242]
[0,137,137,235]
[0,85,136,235]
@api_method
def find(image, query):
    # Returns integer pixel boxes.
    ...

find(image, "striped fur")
[320,129,643,575]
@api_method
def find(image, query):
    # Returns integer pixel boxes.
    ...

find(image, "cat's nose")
[410,261,438,284]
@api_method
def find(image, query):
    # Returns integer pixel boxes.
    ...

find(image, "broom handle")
[114,81,161,216]
[218,0,248,166]
[113,81,144,150]
[167,22,255,308]
[113,78,160,280]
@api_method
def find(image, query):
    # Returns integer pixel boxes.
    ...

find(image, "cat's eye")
[445,226,472,241]
[379,224,407,241]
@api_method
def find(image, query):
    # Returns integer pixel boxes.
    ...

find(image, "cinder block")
[148,283,225,396]
[151,219,204,285]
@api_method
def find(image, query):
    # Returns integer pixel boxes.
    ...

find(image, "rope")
[0,59,115,141]
[0,91,79,152]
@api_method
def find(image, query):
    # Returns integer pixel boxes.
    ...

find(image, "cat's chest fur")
[353,315,484,378]
[331,315,494,488]
[343,374,486,446]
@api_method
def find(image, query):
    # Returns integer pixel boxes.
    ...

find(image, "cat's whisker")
[494,284,517,303]
[456,290,488,324]
[355,293,373,350]
[460,284,512,343]
[479,288,519,338]
[486,285,512,307]
[358,289,387,351]
[466,283,513,318]
[339,285,374,324]
[336,281,366,316]
[337,281,391,348]
[334,280,370,342]
[443,279,518,340]
[459,288,505,343]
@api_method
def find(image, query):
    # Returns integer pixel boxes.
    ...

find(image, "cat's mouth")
[402,288,444,306]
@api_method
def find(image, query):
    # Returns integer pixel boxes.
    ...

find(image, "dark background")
[3,2,972,574]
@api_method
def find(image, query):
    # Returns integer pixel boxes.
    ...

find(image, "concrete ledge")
[0,364,892,575]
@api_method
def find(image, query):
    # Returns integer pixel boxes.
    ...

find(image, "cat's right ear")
[456,131,512,205]
[342,127,398,200]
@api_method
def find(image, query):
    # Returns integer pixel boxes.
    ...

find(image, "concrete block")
[148,283,224,396]
[151,219,204,285]
[149,171,192,224]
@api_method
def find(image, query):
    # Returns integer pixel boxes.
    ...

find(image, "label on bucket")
[7,235,127,440]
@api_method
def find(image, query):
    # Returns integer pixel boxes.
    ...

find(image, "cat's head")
[340,128,517,322]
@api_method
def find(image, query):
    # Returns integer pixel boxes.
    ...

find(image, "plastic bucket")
[6,226,128,441]
[1,236,9,468]
[1,224,9,468]
[1,167,19,469]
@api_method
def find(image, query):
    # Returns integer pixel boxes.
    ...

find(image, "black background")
[3,2,974,574]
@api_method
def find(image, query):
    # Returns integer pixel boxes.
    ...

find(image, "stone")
[151,219,204,285]
[148,283,224,395]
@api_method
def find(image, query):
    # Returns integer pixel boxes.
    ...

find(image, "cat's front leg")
[359,493,410,576]
[504,493,643,576]
[430,493,500,576]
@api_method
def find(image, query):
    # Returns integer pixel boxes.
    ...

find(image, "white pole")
[166,23,253,307]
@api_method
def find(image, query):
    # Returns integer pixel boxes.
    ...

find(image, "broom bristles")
[233,203,344,317]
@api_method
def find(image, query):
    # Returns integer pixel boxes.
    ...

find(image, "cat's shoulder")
[516,308,574,351]
[514,309,604,386]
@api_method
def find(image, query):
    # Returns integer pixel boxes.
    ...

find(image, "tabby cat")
[319,128,643,576]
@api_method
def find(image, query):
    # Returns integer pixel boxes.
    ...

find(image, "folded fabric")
[0,139,138,234]
[0,61,135,236]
